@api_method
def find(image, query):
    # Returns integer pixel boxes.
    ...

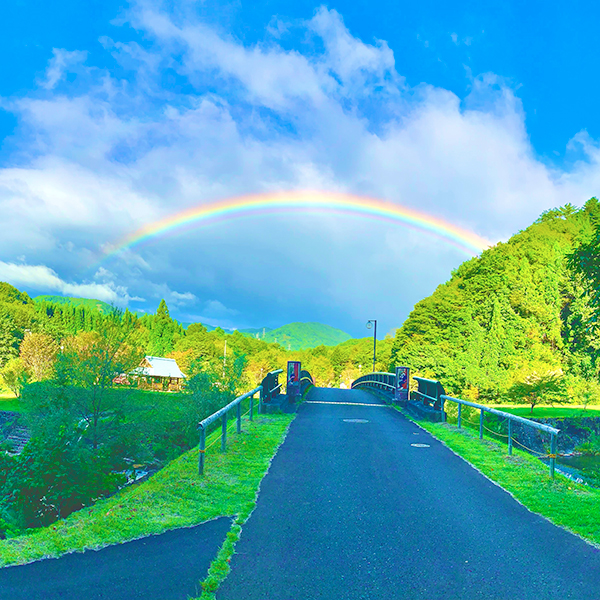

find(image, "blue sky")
[1,0,600,337]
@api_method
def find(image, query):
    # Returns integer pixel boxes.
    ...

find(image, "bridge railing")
[197,369,284,475]
[351,372,396,393]
[413,376,445,411]
[441,394,561,478]
[300,370,314,395]
[260,369,284,411]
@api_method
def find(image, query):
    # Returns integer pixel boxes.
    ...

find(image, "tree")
[51,316,144,451]
[1,358,27,397]
[148,299,178,356]
[20,332,59,381]
[0,312,22,368]
[507,371,565,414]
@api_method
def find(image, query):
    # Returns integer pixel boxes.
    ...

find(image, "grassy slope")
[408,412,600,547]
[0,413,294,567]
[262,322,352,350]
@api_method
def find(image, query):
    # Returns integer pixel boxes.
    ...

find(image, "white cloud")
[0,261,131,304]
[40,48,88,90]
[1,3,600,335]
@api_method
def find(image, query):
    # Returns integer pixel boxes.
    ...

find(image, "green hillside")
[390,199,600,405]
[244,322,351,350]
[34,295,113,313]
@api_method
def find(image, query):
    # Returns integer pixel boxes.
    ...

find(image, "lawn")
[0,389,23,413]
[406,411,600,548]
[492,404,600,418]
[0,412,294,568]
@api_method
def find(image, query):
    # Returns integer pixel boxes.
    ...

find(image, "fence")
[197,369,284,476]
[351,372,396,393]
[440,394,561,478]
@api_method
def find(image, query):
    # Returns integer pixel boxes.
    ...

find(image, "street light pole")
[366,320,377,372]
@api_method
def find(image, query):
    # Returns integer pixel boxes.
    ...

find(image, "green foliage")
[1,358,27,397]
[145,299,181,356]
[34,295,113,313]
[507,371,565,414]
[242,322,351,350]
[391,200,600,403]
[0,283,33,306]
[19,332,59,381]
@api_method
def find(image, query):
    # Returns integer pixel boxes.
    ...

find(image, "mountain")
[34,295,113,313]
[243,322,352,351]
[390,200,600,404]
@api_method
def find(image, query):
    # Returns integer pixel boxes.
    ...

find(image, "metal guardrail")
[300,370,314,395]
[413,376,445,410]
[441,395,561,478]
[197,369,284,476]
[260,369,283,409]
[351,372,396,392]
[197,386,261,475]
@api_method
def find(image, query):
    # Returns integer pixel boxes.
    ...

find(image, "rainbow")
[101,191,492,261]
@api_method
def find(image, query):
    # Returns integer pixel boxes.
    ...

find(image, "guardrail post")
[479,409,484,440]
[508,419,513,455]
[221,411,227,452]
[237,401,242,433]
[441,396,446,422]
[457,403,462,428]
[550,433,557,478]
[250,394,254,421]
[198,425,206,476]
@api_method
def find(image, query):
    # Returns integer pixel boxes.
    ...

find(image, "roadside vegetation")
[0,413,293,567]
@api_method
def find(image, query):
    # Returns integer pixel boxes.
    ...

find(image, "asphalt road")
[218,387,600,600]
[0,517,231,600]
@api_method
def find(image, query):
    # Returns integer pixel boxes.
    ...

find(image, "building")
[132,356,187,391]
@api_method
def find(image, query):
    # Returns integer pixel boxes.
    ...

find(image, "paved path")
[0,517,231,600]
[218,387,600,600]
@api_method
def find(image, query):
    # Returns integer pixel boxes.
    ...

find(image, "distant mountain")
[34,295,114,313]
[242,322,351,351]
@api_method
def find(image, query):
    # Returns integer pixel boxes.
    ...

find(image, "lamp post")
[366,320,377,372]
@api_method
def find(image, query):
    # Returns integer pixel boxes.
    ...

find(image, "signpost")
[287,360,301,401]
[395,366,410,403]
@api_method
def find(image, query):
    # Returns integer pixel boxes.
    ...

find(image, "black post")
[366,319,377,372]
[373,320,377,372]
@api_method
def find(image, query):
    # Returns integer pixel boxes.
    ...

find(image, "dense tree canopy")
[390,199,600,403]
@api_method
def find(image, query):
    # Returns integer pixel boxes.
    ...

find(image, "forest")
[392,198,600,410]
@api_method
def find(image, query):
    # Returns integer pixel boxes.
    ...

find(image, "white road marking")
[305,401,390,407]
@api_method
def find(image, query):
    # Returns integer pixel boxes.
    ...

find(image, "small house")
[133,356,186,391]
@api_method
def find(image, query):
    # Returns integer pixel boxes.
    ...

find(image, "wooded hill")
[242,322,351,350]
[390,199,600,405]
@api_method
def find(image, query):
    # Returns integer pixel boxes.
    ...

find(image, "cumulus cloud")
[0,261,131,304]
[1,2,600,335]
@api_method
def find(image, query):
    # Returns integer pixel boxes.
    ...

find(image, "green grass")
[0,390,23,413]
[0,413,294,567]
[406,411,600,547]
[492,404,600,418]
